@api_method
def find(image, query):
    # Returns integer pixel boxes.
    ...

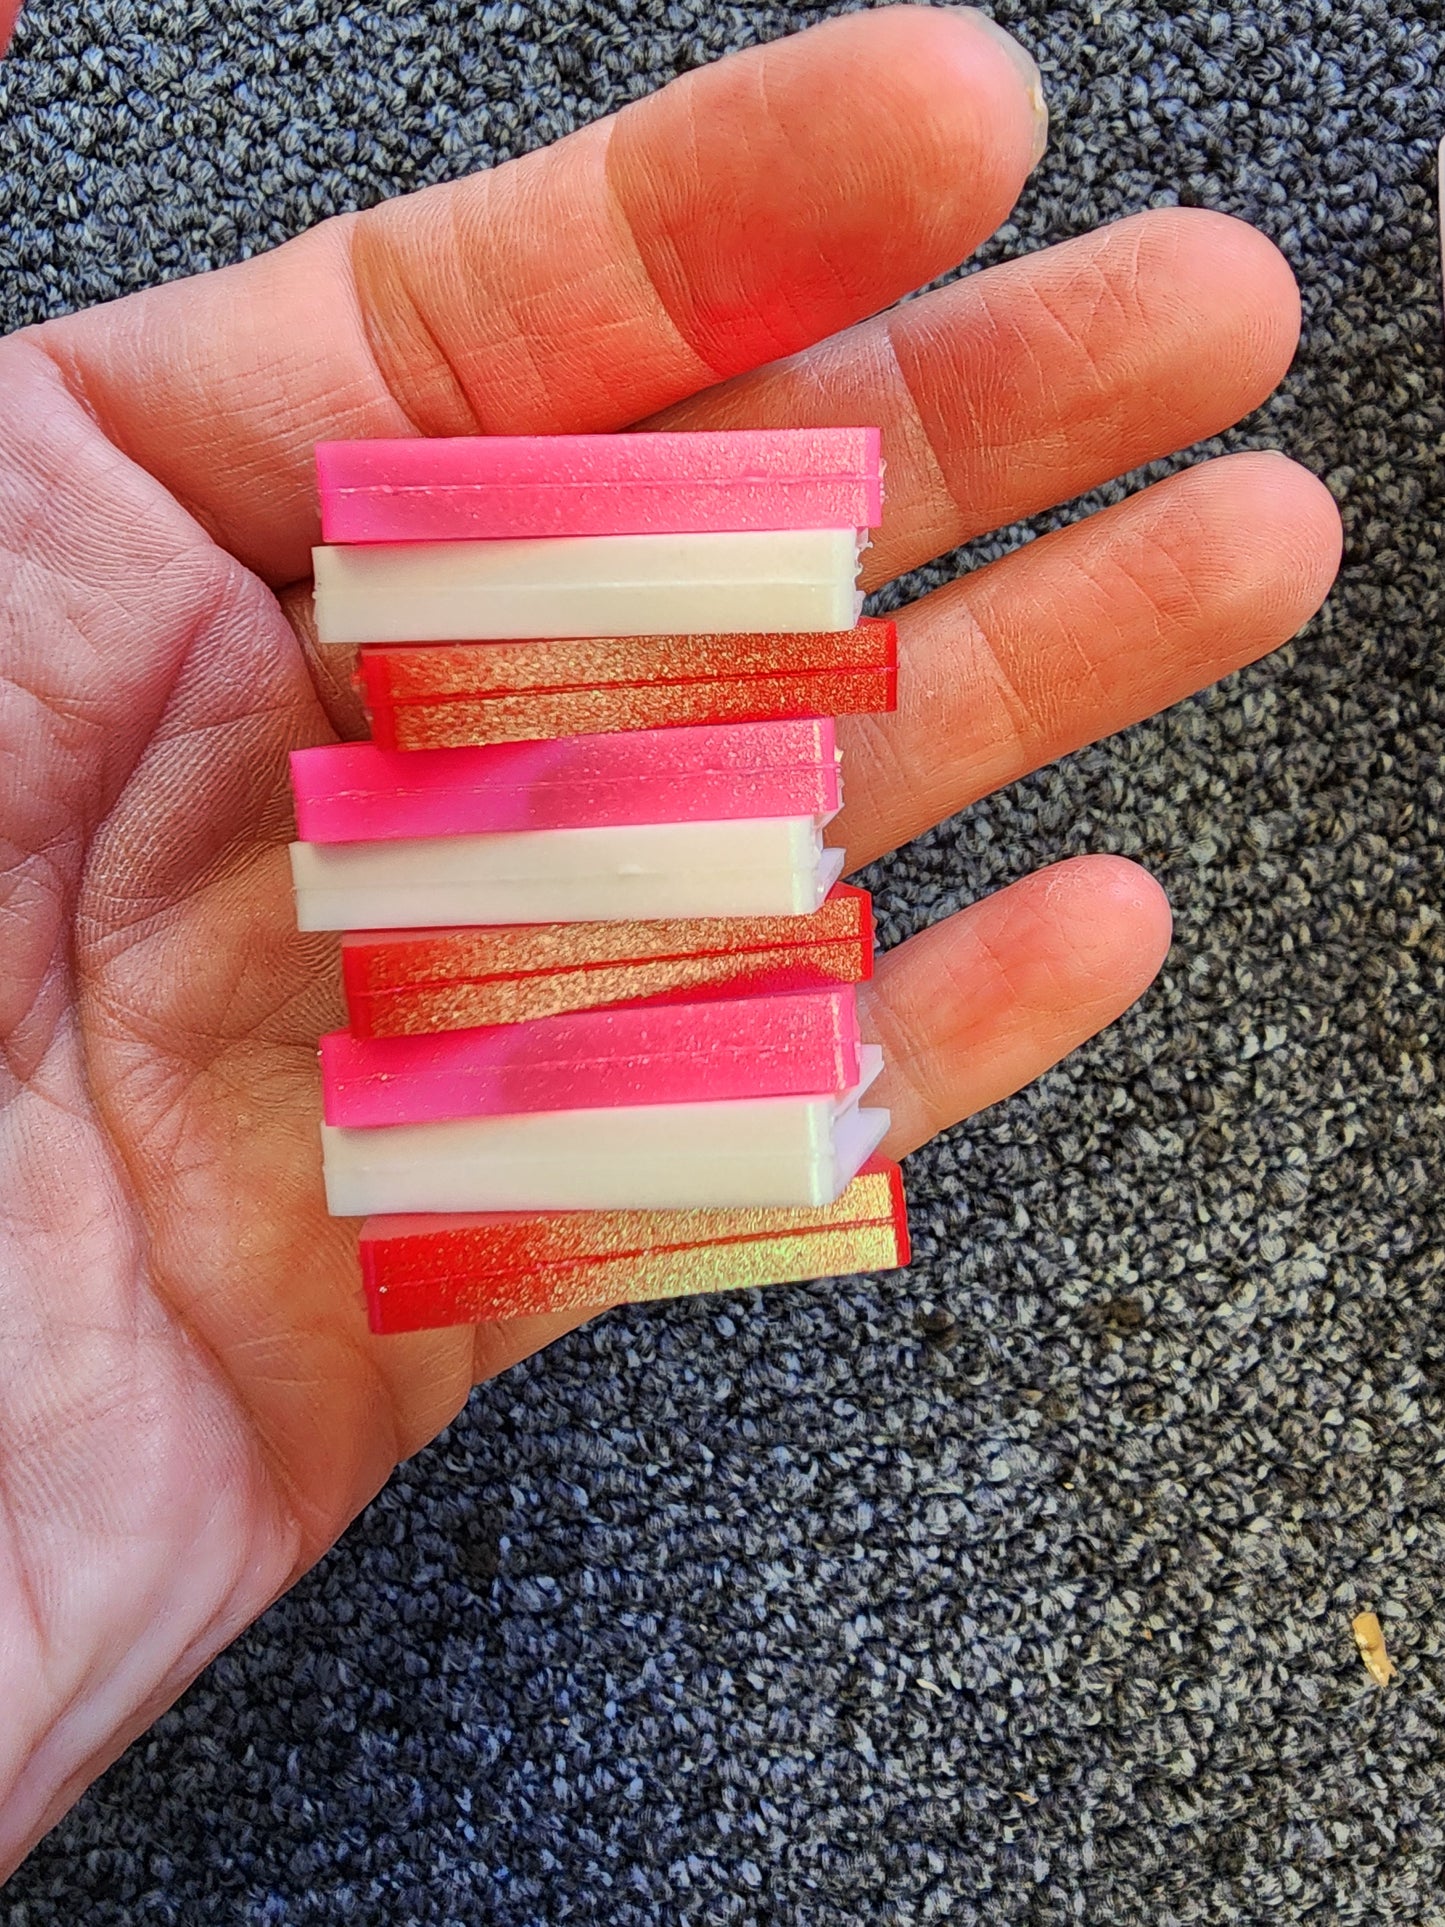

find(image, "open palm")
[0,6,1341,1873]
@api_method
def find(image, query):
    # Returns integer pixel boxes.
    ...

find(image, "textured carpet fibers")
[3,2,1444,1922]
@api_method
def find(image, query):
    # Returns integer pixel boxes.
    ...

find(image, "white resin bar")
[312,529,866,644]
[290,816,846,929]
[322,1049,889,1214]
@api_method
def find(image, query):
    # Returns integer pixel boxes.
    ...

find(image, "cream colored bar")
[312,529,866,645]
[322,1049,889,1214]
[290,816,846,929]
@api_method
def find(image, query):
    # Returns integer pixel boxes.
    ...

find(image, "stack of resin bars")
[288,430,910,1332]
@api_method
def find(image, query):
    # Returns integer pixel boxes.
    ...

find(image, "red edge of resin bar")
[360,1159,910,1332]
[357,621,898,751]
[341,885,875,1037]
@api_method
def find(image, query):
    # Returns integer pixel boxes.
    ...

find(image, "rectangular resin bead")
[358,620,898,749]
[311,529,865,645]
[320,987,861,1127]
[316,429,882,544]
[360,1158,910,1332]
[341,885,875,1037]
[321,1048,887,1214]
[290,817,845,930]
[289,719,839,843]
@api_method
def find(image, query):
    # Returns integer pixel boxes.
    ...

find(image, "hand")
[0,5,1339,1872]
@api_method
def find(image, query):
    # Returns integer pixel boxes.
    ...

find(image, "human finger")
[34,6,1045,583]
[838,451,1343,867]
[863,854,1174,1156]
[649,206,1304,589]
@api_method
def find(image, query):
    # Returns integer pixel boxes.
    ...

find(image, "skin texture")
[0,6,1341,1876]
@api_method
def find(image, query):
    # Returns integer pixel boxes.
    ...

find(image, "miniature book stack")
[288,430,911,1333]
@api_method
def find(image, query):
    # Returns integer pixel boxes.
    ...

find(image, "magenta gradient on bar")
[319,986,863,1127]
[290,719,839,843]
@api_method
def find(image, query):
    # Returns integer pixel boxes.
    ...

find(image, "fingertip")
[611,6,1049,377]
[1164,206,1303,355]
[869,6,1048,185]
[1229,444,1343,540]
[1205,449,1344,633]
[1087,449,1342,680]
[1039,854,1174,997]
[1086,206,1303,422]
[867,856,1175,1155]
[1185,208,1301,401]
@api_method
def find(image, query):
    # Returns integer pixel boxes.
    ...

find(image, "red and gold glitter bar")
[342,883,874,1038]
[360,1157,909,1331]
[357,619,897,750]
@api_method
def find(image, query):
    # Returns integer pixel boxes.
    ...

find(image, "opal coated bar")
[311,530,865,644]
[360,1158,909,1332]
[359,620,897,749]
[290,719,839,843]
[341,885,874,1037]
[322,1048,888,1213]
[320,987,861,1127]
[317,429,882,543]
[290,817,845,930]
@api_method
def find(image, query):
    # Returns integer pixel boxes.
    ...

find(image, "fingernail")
[952,9,1049,164]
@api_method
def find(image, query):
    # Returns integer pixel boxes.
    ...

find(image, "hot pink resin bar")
[317,429,882,543]
[290,719,839,843]
[320,986,861,1127]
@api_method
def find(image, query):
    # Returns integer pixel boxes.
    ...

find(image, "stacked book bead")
[289,428,910,1332]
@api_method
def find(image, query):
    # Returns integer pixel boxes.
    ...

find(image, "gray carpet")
[3,2,1443,1921]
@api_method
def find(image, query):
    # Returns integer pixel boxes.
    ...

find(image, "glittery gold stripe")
[370,1223,906,1328]
[362,620,896,700]
[344,886,870,1002]
[362,1162,909,1332]
[381,669,894,750]
[351,938,869,1034]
